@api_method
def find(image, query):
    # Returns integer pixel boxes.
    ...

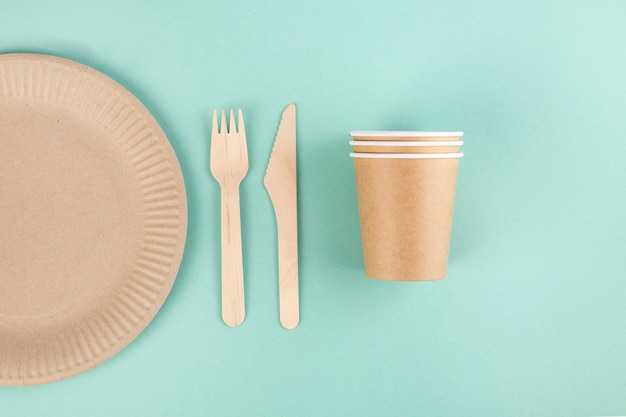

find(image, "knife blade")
[264,103,299,329]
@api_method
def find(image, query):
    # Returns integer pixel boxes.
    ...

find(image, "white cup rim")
[350,152,464,159]
[350,131,464,138]
[349,140,463,147]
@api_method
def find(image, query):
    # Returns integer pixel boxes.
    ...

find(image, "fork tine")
[220,109,227,135]
[229,109,236,134]
[237,109,246,139]
[238,109,248,163]
[212,109,218,137]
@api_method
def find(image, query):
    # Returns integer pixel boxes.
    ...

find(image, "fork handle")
[220,184,245,327]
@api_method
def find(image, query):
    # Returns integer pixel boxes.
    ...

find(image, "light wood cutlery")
[210,105,299,329]
[210,109,248,327]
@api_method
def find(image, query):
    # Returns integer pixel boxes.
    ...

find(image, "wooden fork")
[210,109,248,327]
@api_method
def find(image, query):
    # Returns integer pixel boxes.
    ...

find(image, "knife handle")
[277,203,299,330]
[220,185,245,327]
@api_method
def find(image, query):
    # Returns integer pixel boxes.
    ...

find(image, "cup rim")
[349,131,464,138]
[349,140,463,147]
[350,152,464,159]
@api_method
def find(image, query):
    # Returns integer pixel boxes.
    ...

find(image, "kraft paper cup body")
[353,154,460,281]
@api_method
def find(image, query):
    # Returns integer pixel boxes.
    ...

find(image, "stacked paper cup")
[349,131,464,281]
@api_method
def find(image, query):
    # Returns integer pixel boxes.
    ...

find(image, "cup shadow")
[302,136,363,273]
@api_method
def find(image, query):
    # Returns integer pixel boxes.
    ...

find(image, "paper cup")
[350,131,464,142]
[350,140,463,154]
[352,152,462,281]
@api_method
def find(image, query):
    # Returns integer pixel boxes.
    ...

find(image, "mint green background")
[2,1,626,416]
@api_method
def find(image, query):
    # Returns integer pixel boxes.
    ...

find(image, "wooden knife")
[264,104,299,329]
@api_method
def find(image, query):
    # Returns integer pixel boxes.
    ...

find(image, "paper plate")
[0,54,187,385]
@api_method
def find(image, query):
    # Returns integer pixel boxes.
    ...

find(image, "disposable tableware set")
[0,53,463,385]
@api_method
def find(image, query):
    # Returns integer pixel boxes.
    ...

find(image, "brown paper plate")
[0,54,187,385]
